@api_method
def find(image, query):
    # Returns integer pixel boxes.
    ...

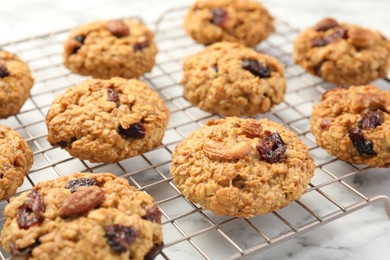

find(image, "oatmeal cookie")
[0,172,163,260]
[0,50,34,118]
[184,0,274,47]
[311,85,390,167]
[46,78,169,163]
[294,18,390,85]
[170,117,315,218]
[181,42,286,116]
[0,125,33,200]
[63,19,157,79]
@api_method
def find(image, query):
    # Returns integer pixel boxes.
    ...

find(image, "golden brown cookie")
[63,19,157,79]
[0,125,33,200]
[46,78,170,163]
[184,0,274,47]
[170,117,315,218]
[0,172,163,260]
[0,50,34,118]
[294,18,390,85]
[181,42,286,116]
[311,85,390,167]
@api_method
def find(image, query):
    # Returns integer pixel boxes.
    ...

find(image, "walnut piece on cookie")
[46,77,170,163]
[184,0,274,47]
[181,42,286,116]
[63,19,157,79]
[311,85,390,167]
[0,172,163,260]
[294,17,390,85]
[170,117,315,218]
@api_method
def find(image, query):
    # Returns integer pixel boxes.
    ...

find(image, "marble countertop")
[1,0,389,259]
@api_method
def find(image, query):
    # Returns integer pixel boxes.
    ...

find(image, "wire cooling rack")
[1,6,390,260]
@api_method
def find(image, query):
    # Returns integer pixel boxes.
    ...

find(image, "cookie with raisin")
[0,125,33,200]
[311,85,390,167]
[63,19,157,79]
[0,50,34,118]
[0,172,163,259]
[46,78,169,163]
[184,0,274,47]
[182,42,286,116]
[294,18,390,85]
[170,117,315,218]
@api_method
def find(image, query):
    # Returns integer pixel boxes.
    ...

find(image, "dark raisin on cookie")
[9,241,40,257]
[256,131,287,163]
[107,88,120,106]
[133,41,149,52]
[56,137,77,149]
[144,242,164,260]
[0,63,10,78]
[105,224,139,253]
[211,8,228,28]
[242,59,271,78]
[348,127,376,156]
[312,28,348,47]
[320,118,331,130]
[107,20,130,38]
[119,123,146,139]
[232,175,245,189]
[357,110,384,130]
[16,190,45,229]
[65,178,99,193]
[212,65,218,73]
[142,205,162,224]
[71,35,86,54]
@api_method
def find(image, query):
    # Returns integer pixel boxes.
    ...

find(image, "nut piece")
[349,27,375,48]
[59,186,105,217]
[241,119,262,138]
[313,18,339,31]
[203,139,252,161]
[107,20,130,37]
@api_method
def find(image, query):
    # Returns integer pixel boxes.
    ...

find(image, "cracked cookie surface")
[0,172,163,260]
[0,125,33,200]
[294,18,390,85]
[170,117,315,218]
[311,85,390,167]
[0,50,34,118]
[181,42,286,116]
[184,0,274,47]
[46,78,169,163]
[63,19,157,79]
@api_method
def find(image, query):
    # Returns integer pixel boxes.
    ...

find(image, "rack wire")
[1,6,389,260]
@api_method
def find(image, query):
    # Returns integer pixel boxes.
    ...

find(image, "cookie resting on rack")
[311,85,390,167]
[0,50,34,118]
[0,125,33,200]
[63,19,157,79]
[184,0,274,47]
[294,17,390,85]
[170,117,315,218]
[46,78,169,163]
[0,172,163,260]
[181,42,286,116]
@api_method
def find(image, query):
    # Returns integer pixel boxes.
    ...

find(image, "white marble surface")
[1,0,390,260]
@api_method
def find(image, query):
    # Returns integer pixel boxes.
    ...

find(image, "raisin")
[105,224,139,253]
[0,63,10,78]
[256,131,287,163]
[107,20,130,37]
[9,241,40,257]
[144,242,164,260]
[211,8,228,27]
[119,123,146,139]
[142,205,162,224]
[107,88,120,106]
[17,190,45,229]
[56,137,76,149]
[65,178,99,193]
[313,18,339,32]
[357,110,384,130]
[232,175,245,189]
[71,35,86,54]
[242,59,270,78]
[320,118,331,130]
[312,28,348,47]
[313,61,325,75]
[348,127,376,156]
[212,65,218,73]
[133,41,149,52]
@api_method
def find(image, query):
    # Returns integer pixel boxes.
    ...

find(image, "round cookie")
[294,18,390,85]
[63,19,158,79]
[170,117,315,218]
[0,50,34,118]
[46,77,170,163]
[181,42,286,116]
[0,125,33,200]
[184,0,274,47]
[0,172,163,259]
[311,85,390,167]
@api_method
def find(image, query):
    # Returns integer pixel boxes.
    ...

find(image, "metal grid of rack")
[0,6,389,260]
